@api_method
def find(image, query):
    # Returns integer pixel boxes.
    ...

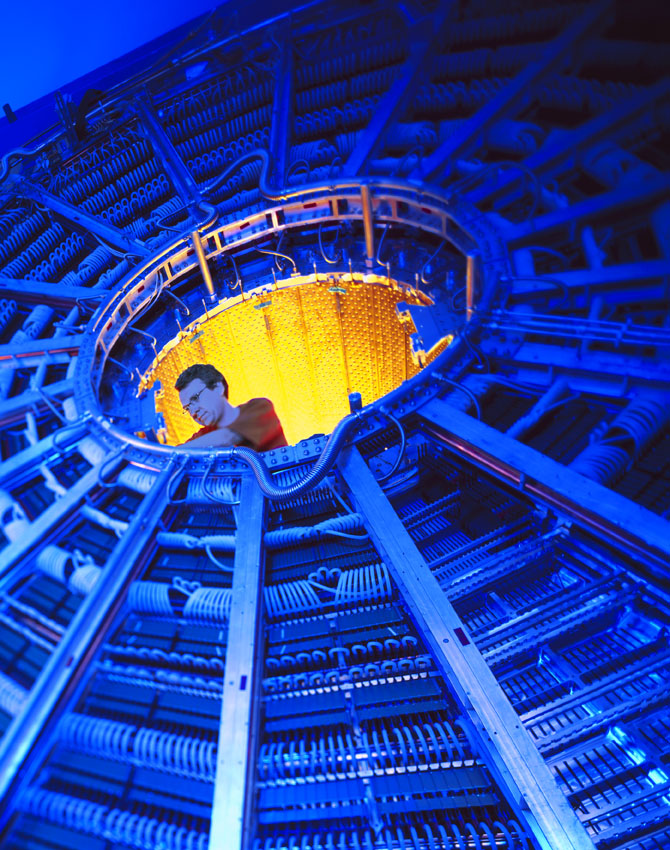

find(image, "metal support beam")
[0,458,179,827]
[360,184,375,265]
[343,5,452,176]
[412,0,610,180]
[338,446,596,850]
[483,310,670,347]
[419,399,670,571]
[0,352,72,376]
[0,421,89,488]
[191,230,215,297]
[506,377,569,439]
[0,379,75,427]
[269,27,293,188]
[134,97,203,209]
[210,476,266,850]
[0,277,105,307]
[504,174,670,243]
[0,335,82,362]
[491,341,670,385]
[465,254,476,320]
[510,259,670,296]
[6,175,149,256]
[466,76,670,205]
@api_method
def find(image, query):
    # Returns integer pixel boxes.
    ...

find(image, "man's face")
[179,379,228,427]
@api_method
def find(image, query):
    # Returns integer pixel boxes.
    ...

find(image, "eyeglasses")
[182,386,207,412]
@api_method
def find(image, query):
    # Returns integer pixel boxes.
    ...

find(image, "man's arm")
[183,426,240,448]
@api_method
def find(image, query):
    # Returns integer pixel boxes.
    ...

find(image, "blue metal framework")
[0,1,668,848]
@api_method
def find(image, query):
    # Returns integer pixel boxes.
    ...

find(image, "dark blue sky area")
[1,0,217,111]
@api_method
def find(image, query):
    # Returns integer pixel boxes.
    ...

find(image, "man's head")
[175,364,232,428]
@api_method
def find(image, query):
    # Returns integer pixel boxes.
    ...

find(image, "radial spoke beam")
[134,97,203,209]
[418,399,670,570]
[343,4,452,176]
[489,342,670,385]
[482,310,670,347]
[6,175,150,257]
[0,458,180,826]
[509,259,670,296]
[210,476,266,850]
[411,0,611,181]
[0,379,74,427]
[466,77,670,205]
[504,174,670,243]
[0,335,83,362]
[269,25,294,189]
[0,277,106,307]
[338,446,596,850]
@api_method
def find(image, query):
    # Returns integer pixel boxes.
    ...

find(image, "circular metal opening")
[75,185,470,450]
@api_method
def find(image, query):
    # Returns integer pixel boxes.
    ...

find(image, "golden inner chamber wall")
[141,273,446,445]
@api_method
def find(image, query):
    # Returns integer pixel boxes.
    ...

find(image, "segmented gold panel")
[140,273,449,445]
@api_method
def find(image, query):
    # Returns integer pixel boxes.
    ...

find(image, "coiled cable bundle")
[0,670,27,717]
[19,788,209,850]
[570,394,670,483]
[0,297,17,332]
[127,580,174,617]
[258,718,466,782]
[289,139,338,166]
[0,211,49,265]
[251,817,529,849]
[264,563,393,620]
[187,474,240,504]
[133,725,216,780]
[1,222,66,278]
[117,465,158,493]
[568,443,630,483]
[607,394,670,455]
[127,576,228,622]
[264,513,366,547]
[60,712,135,762]
[264,580,321,619]
[35,545,75,583]
[334,563,392,604]
[0,208,26,241]
[183,585,233,623]
[35,545,102,595]
[75,244,115,280]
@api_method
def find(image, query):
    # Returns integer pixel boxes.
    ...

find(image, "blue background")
[1,0,218,111]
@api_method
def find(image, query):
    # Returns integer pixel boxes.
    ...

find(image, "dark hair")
[175,364,228,397]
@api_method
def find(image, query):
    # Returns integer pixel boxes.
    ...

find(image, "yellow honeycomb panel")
[140,273,450,446]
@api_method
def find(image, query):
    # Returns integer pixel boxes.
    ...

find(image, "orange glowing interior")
[139,272,451,446]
